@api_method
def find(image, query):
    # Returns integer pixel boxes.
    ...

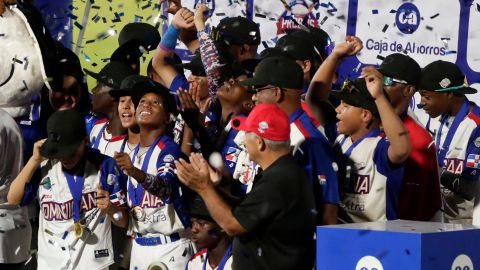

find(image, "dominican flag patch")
[110,191,127,206]
[225,147,241,162]
[318,175,327,185]
[466,154,480,169]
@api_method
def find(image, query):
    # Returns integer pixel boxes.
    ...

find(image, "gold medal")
[132,206,146,222]
[73,222,84,238]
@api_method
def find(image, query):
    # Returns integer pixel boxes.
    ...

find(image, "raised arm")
[194,4,223,100]
[306,36,363,124]
[362,67,411,164]
[152,7,195,88]
[7,139,46,205]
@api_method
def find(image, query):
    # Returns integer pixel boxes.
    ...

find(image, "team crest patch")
[40,177,52,189]
[474,137,480,148]
[466,154,480,169]
[163,154,175,163]
[439,78,451,88]
[318,175,327,185]
[107,174,116,185]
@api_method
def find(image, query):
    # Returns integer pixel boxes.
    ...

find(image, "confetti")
[320,16,328,25]
[91,5,100,9]
[372,9,379,14]
[82,53,92,62]
[255,13,267,18]
[446,50,457,55]
[216,13,226,16]
[376,55,385,61]
[390,9,397,13]
[425,25,433,31]
[430,13,439,19]
[74,21,83,30]
[382,24,389,33]
[21,80,28,91]
[13,58,23,64]
[477,4,480,12]
[142,2,152,9]
[23,57,29,70]
[67,13,78,20]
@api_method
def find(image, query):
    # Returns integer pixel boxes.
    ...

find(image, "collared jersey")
[335,129,404,223]
[33,148,127,270]
[89,118,129,157]
[127,135,190,238]
[186,248,233,270]
[435,101,480,224]
[289,109,340,210]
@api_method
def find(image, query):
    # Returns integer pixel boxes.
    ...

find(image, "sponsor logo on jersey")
[444,158,464,174]
[42,192,97,221]
[94,249,109,259]
[345,174,371,194]
[137,192,166,208]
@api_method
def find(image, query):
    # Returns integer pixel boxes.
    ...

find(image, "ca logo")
[451,254,474,270]
[355,255,384,270]
[395,3,421,34]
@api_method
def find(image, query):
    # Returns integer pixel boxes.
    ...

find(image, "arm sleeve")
[140,144,182,202]
[293,139,340,204]
[170,74,190,107]
[197,26,223,100]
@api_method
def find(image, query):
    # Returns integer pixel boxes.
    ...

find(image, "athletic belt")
[135,232,181,246]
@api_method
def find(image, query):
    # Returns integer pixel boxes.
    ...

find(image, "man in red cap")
[176,104,316,270]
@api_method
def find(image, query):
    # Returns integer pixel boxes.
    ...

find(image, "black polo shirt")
[232,154,316,270]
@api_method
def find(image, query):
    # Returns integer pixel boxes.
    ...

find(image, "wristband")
[160,24,181,50]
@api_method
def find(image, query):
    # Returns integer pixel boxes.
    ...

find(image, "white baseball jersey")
[89,119,128,157]
[127,134,193,270]
[435,101,480,224]
[0,109,32,264]
[28,149,127,270]
[186,247,233,270]
[335,129,404,223]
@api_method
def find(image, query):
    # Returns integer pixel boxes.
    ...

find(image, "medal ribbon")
[343,129,382,158]
[128,135,163,207]
[202,243,232,270]
[64,162,86,222]
[436,100,471,167]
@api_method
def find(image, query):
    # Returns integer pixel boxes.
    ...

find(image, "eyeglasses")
[383,76,408,86]
[248,85,277,95]
[340,80,360,93]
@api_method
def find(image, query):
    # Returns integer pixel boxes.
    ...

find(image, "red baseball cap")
[231,104,290,141]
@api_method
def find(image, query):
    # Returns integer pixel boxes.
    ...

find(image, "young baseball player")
[112,80,194,270]
[186,195,233,270]
[418,60,480,225]
[7,109,128,270]
[85,61,135,156]
[333,68,411,223]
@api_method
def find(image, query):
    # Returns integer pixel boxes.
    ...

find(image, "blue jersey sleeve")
[373,139,404,220]
[294,138,340,204]
[462,127,480,181]
[99,157,128,207]
[170,74,189,107]
[140,140,182,203]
